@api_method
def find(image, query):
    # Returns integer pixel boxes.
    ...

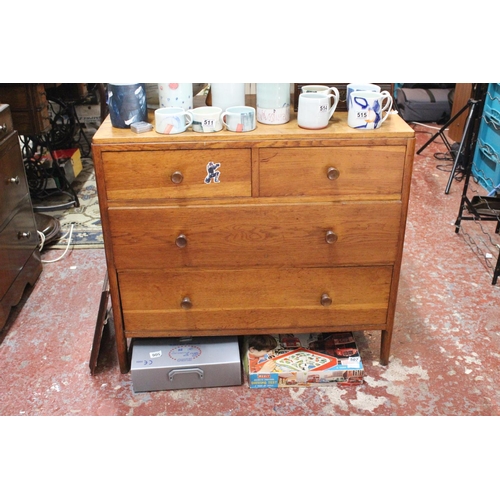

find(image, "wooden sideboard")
[0,104,42,329]
[92,104,415,373]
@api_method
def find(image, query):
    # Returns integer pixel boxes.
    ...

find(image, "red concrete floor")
[1,123,500,416]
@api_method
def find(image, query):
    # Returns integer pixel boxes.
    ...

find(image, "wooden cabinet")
[0,104,42,329]
[0,84,51,136]
[92,105,415,373]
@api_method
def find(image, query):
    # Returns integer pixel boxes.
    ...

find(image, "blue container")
[485,83,500,105]
[472,139,500,191]
[471,83,500,191]
[480,107,500,149]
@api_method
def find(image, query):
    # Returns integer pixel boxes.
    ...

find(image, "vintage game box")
[243,333,364,389]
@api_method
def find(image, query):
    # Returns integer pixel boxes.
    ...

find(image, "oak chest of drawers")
[0,104,42,329]
[92,108,415,373]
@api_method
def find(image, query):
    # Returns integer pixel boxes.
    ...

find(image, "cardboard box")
[43,148,83,189]
[244,333,364,388]
[131,337,243,392]
[53,148,83,178]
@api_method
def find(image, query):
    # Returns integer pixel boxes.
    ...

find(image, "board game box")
[243,333,364,389]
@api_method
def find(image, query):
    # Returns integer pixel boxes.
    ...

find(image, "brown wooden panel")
[448,83,472,143]
[119,266,392,332]
[101,149,252,200]
[259,146,405,197]
[108,201,401,269]
[0,84,51,136]
[0,198,38,300]
[0,250,41,329]
[0,133,30,224]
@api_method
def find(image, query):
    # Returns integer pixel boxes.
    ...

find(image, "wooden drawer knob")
[6,176,20,185]
[325,230,338,244]
[171,171,184,184]
[181,297,193,310]
[320,293,332,307]
[327,167,340,180]
[175,234,188,248]
[17,231,31,240]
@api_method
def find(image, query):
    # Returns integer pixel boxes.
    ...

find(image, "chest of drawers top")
[93,111,414,146]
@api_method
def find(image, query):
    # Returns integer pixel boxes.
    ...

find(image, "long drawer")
[101,149,252,200]
[258,146,406,197]
[108,201,402,269]
[118,266,393,333]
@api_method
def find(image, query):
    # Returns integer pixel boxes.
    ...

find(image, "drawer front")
[0,134,29,225]
[259,146,406,197]
[109,201,402,269]
[101,149,252,201]
[0,104,14,141]
[0,198,38,300]
[118,266,392,333]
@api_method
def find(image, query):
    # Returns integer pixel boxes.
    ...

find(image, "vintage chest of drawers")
[92,106,415,373]
[0,104,42,329]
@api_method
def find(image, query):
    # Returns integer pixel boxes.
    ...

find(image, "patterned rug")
[41,157,103,249]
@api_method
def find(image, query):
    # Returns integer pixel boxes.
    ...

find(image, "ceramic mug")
[158,83,193,110]
[187,106,223,133]
[221,106,256,132]
[301,85,340,97]
[297,92,339,129]
[347,90,393,129]
[346,83,381,109]
[154,107,193,135]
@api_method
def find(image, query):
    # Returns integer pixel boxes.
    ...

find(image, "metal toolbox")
[131,337,242,392]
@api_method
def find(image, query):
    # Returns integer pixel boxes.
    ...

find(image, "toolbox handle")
[168,368,204,382]
[485,109,500,129]
[479,142,500,164]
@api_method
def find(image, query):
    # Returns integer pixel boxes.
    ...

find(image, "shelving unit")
[472,83,500,193]
[454,84,500,285]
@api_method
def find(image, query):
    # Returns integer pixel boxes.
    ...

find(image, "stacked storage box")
[472,83,500,193]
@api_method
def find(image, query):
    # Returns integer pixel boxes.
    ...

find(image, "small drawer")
[108,201,402,270]
[101,149,252,201]
[0,104,14,141]
[258,146,406,197]
[118,266,392,333]
[0,134,29,225]
[0,198,38,300]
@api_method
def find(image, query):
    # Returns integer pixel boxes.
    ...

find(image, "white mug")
[221,106,256,132]
[158,83,193,111]
[346,83,381,109]
[297,92,339,129]
[210,83,246,112]
[347,90,393,129]
[187,106,223,133]
[154,107,193,135]
[301,85,340,97]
